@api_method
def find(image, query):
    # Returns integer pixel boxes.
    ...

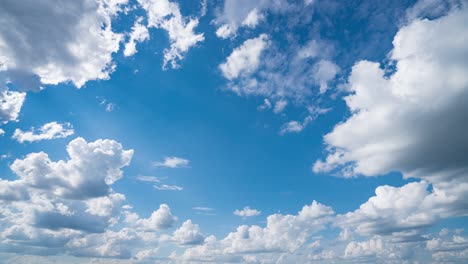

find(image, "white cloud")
[123,17,150,57]
[344,239,383,258]
[221,37,339,106]
[138,0,205,69]
[0,0,126,89]
[219,34,269,80]
[0,137,138,257]
[12,122,74,143]
[313,60,340,94]
[257,98,272,111]
[135,175,163,183]
[273,99,287,114]
[154,184,183,191]
[241,9,264,28]
[314,8,468,187]
[178,201,334,261]
[173,220,205,245]
[153,156,189,168]
[0,128,4,136]
[426,230,468,263]
[214,0,291,39]
[192,207,214,212]
[0,89,26,124]
[126,204,177,231]
[233,206,261,218]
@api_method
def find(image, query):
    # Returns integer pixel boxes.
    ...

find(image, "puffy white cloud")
[344,239,383,258]
[153,156,189,168]
[126,204,177,231]
[0,89,26,124]
[313,8,468,225]
[0,137,144,258]
[178,201,334,261]
[233,206,261,218]
[314,8,468,182]
[123,17,150,57]
[0,128,4,136]
[173,220,205,245]
[12,122,74,143]
[313,10,468,247]
[9,137,133,199]
[138,0,204,69]
[0,0,126,89]
[219,34,269,80]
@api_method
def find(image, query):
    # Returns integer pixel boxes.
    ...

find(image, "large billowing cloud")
[312,4,468,258]
[0,137,178,258]
[313,7,468,181]
[0,0,126,90]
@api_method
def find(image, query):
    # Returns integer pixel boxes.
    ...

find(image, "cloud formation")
[12,122,74,143]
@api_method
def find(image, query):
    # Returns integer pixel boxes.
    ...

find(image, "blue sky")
[0,0,467,263]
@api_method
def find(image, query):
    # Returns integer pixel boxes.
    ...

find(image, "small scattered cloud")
[153,156,189,168]
[136,175,165,183]
[12,121,74,143]
[154,184,183,191]
[233,206,261,218]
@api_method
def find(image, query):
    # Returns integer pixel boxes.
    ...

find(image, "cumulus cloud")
[177,201,334,261]
[173,220,205,245]
[138,0,204,69]
[153,156,189,168]
[219,34,269,80]
[233,206,261,218]
[0,89,26,125]
[12,122,74,143]
[314,8,468,189]
[0,137,141,257]
[125,204,177,231]
[8,137,134,199]
[308,8,468,261]
[0,0,126,89]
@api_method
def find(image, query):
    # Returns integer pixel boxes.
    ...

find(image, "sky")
[0,0,467,263]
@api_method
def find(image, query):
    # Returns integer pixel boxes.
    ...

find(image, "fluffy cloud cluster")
[314,7,468,220]
[12,121,74,143]
[0,89,25,125]
[310,5,468,262]
[0,0,126,90]
[138,0,204,69]
[233,206,261,218]
[176,201,334,262]
[0,137,180,259]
